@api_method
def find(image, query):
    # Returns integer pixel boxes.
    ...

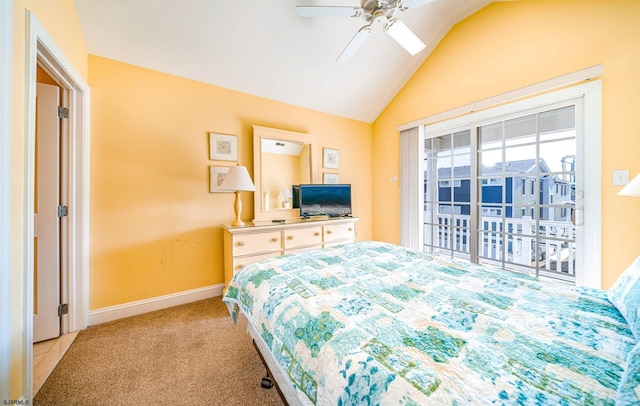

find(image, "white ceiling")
[74,0,494,123]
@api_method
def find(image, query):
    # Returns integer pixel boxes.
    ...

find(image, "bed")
[222,241,640,405]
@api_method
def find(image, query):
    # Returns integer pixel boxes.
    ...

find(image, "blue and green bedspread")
[222,241,636,405]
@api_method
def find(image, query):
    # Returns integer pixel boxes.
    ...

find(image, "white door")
[33,82,61,343]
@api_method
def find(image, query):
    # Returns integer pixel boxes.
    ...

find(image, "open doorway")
[25,12,90,399]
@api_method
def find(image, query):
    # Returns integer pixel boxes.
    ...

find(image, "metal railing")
[424,214,576,281]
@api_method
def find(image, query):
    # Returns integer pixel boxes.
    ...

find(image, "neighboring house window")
[481,207,502,216]
[530,179,535,196]
[482,178,502,185]
[439,179,462,188]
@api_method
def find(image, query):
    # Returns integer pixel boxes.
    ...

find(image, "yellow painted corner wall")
[372,0,640,288]
[10,0,88,399]
[88,55,373,310]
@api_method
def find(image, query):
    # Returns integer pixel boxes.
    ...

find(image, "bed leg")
[261,373,274,389]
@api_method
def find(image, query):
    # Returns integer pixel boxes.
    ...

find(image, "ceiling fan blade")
[296,6,361,18]
[337,25,372,63]
[386,19,426,55]
[401,0,436,9]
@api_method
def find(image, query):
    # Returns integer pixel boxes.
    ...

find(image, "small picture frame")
[209,166,232,193]
[323,173,340,184]
[209,133,238,161]
[323,147,339,169]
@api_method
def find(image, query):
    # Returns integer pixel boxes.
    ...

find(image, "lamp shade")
[619,173,640,197]
[219,166,256,192]
[278,187,292,199]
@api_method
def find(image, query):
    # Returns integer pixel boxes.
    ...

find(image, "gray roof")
[434,159,550,178]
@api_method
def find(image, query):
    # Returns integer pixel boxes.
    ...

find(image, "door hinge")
[57,106,69,119]
[57,205,69,217]
[58,303,69,317]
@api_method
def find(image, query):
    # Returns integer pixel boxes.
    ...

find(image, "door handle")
[573,208,583,226]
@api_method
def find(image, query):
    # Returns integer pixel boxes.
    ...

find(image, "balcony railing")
[424,214,576,282]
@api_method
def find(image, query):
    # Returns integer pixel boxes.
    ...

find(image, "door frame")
[1,0,13,401]
[421,79,601,288]
[24,11,90,399]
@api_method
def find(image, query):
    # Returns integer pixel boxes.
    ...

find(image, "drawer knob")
[235,264,244,270]
[287,235,294,240]
[314,232,320,236]
[271,237,279,242]
[326,230,332,234]
[236,241,245,246]
[348,228,353,231]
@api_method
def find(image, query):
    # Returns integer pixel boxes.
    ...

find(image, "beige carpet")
[34,297,285,406]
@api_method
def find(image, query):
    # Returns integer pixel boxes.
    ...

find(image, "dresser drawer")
[324,222,356,243]
[284,226,323,250]
[232,251,282,274]
[232,231,282,256]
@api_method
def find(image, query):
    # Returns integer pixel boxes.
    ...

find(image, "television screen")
[299,184,352,217]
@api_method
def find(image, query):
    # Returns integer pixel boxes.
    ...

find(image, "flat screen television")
[299,184,352,217]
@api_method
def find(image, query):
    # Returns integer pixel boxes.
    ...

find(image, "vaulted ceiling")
[74,0,496,122]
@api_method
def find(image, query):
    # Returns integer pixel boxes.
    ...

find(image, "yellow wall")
[88,55,373,309]
[10,0,88,399]
[372,0,640,288]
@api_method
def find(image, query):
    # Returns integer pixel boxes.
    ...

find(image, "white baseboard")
[87,284,224,326]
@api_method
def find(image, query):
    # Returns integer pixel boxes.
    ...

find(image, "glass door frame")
[471,100,583,282]
[421,80,602,288]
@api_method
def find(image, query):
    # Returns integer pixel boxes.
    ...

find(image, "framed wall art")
[323,147,339,169]
[209,132,238,161]
[209,165,232,193]
[323,173,339,184]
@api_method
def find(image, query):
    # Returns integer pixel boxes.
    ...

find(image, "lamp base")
[231,190,244,227]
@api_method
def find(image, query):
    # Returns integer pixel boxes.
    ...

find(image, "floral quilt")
[223,241,636,405]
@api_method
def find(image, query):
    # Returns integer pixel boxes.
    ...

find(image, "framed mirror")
[252,125,319,222]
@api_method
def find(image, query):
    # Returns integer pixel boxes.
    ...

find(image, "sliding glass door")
[424,101,582,283]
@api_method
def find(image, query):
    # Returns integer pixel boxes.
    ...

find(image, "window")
[481,207,502,216]
[482,178,502,186]
[530,179,535,196]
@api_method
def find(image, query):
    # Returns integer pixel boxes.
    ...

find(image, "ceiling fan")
[296,0,435,62]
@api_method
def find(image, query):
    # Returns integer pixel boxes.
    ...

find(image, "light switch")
[613,170,629,186]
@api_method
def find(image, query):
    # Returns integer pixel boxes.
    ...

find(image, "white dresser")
[222,217,358,288]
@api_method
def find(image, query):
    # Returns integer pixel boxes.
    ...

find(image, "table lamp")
[278,187,292,208]
[219,166,256,226]
[619,173,640,197]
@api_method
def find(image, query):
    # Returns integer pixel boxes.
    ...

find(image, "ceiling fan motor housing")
[361,0,399,22]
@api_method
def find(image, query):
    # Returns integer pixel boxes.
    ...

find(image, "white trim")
[88,285,224,326]
[399,126,424,250]
[24,11,91,401]
[399,65,603,132]
[577,82,602,289]
[418,80,602,288]
[0,1,13,402]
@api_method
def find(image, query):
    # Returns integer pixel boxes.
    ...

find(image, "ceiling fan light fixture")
[386,19,426,55]
[337,25,373,62]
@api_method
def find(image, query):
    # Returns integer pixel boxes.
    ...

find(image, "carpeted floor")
[34,297,285,406]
